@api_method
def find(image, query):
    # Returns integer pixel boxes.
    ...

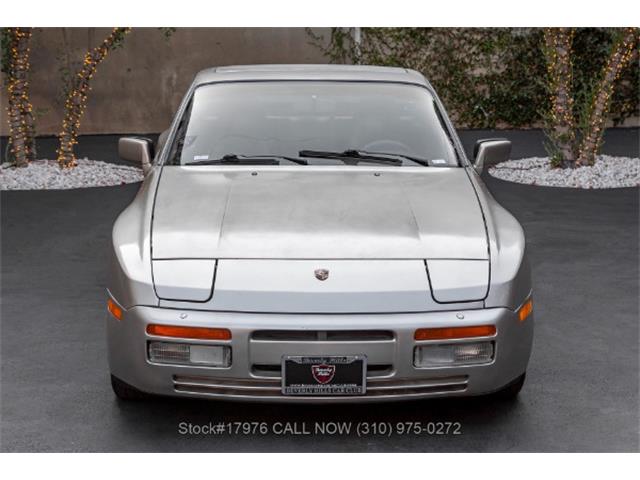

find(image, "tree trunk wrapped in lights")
[543,28,577,168]
[3,27,36,167]
[543,27,639,168]
[56,27,130,168]
[576,28,638,166]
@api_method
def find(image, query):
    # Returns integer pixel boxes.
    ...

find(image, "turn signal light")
[107,298,123,320]
[518,298,533,322]
[146,324,232,340]
[414,325,496,341]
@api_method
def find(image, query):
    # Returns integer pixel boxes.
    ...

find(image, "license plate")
[282,355,367,396]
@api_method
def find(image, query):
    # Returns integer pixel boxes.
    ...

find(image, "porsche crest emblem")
[314,268,329,281]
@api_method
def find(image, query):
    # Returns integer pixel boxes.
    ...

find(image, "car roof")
[192,64,429,87]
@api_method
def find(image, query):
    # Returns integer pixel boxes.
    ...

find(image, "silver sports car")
[108,64,533,402]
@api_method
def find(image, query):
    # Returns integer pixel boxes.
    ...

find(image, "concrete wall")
[0,28,331,135]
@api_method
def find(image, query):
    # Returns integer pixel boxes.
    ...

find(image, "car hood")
[151,166,488,260]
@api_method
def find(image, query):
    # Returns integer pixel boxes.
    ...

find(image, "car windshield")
[168,81,459,167]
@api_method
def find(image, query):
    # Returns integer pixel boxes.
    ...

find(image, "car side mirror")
[473,138,511,174]
[119,137,153,175]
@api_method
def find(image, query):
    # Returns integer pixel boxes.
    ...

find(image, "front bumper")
[106,304,533,403]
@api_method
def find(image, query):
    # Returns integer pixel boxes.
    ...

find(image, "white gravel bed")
[0,158,143,190]
[488,155,639,189]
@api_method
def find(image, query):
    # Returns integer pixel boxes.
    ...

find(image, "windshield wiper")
[187,154,308,166]
[298,149,427,166]
[356,150,431,167]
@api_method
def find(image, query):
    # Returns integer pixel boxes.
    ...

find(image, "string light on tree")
[4,27,35,167]
[56,27,130,168]
[543,27,576,168]
[543,27,639,168]
[576,27,639,166]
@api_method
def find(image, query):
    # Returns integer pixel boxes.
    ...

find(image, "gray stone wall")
[0,27,330,135]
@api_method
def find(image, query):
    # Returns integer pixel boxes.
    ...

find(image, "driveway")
[1,131,638,452]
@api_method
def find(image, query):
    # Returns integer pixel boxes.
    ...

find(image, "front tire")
[110,374,149,401]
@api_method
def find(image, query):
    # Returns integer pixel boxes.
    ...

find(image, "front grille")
[173,374,469,399]
[251,330,395,342]
[248,329,397,382]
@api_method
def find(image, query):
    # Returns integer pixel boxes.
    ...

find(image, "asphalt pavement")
[1,130,638,451]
